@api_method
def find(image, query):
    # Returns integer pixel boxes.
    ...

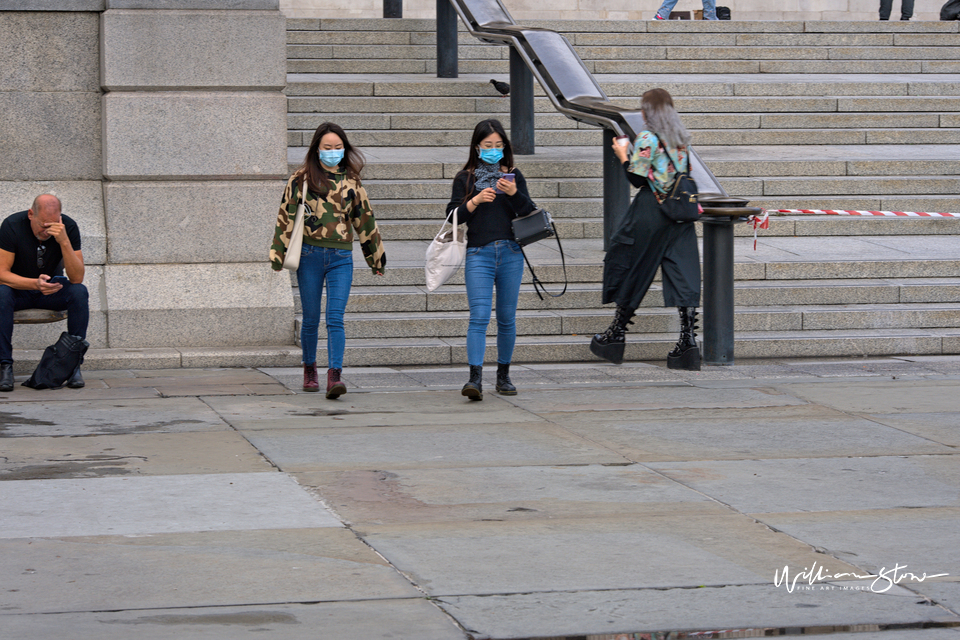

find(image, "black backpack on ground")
[22,332,88,390]
[942,0,960,19]
[716,6,731,19]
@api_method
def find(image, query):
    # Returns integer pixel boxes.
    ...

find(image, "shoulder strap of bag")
[519,221,567,301]
[659,139,689,180]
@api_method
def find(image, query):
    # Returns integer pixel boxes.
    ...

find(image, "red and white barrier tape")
[746,208,960,250]
[771,208,960,218]
[748,210,769,250]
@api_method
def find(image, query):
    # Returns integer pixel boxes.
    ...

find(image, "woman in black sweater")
[445,119,536,400]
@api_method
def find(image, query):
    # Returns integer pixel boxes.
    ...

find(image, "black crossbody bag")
[511,208,567,300]
[654,142,700,223]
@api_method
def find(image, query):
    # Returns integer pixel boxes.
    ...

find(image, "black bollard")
[509,48,534,155]
[383,0,402,18]
[436,0,458,78]
[701,216,736,365]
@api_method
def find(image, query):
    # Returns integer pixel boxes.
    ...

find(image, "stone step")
[293,126,960,150]
[300,328,960,367]
[284,75,960,99]
[742,176,960,197]
[289,58,952,77]
[287,110,960,134]
[299,303,960,340]
[290,127,960,149]
[690,129,960,146]
[288,18,960,36]
[360,175,960,200]
[294,276,960,315]
[286,95,960,114]
[289,39,960,63]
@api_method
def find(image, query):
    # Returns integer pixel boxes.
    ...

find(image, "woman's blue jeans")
[464,240,525,367]
[296,245,353,369]
[656,0,717,19]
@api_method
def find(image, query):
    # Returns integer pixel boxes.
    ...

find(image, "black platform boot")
[667,306,701,371]
[495,363,517,396]
[590,306,635,365]
[461,364,483,401]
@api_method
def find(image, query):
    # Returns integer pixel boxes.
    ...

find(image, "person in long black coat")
[591,88,702,370]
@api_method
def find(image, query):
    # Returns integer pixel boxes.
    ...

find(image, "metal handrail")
[442,0,726,196]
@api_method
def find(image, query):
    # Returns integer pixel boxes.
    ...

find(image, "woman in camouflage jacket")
[271,122,386,397]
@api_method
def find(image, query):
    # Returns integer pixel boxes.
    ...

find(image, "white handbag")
[281,176,307,271]
[424,207,468,292]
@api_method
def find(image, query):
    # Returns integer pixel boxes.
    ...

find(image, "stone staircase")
[283,17,960,366]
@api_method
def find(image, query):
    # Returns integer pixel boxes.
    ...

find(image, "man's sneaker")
[653,14,665,19]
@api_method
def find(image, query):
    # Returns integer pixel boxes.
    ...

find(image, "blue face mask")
[478,147,504,165]
[318,149,345,167]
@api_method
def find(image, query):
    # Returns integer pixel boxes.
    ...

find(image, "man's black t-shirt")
[0,211,82,279]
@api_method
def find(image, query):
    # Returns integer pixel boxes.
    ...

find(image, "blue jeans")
[297,245,353,369]
[0,281,89,363]
[464,240,525,366]
[656,0,717,19]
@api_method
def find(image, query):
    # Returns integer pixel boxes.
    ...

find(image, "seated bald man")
[0,194,89,391]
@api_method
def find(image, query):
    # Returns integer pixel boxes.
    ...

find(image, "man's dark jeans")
[880,0,914,19]
[0,282,89,363]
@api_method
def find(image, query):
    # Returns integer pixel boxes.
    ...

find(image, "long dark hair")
[458,119,514,203]
[298,122,365,196]
[640,88,691,149]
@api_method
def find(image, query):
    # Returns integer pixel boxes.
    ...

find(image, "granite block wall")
[1,3,294,353]
[100,5,293,348]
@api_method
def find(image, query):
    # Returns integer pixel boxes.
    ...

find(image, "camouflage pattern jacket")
[270,170,387,273]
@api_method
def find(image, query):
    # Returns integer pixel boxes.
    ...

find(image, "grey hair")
[641,100,691,149]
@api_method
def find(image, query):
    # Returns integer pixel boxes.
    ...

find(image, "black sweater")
[623,161,651,190]
[445,167,536,248]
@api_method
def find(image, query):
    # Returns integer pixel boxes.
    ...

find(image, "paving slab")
[0,528,417,616]
[0,397,230,437]
[544,404,954,462]
[780,379,960,413]
[0,386,163,403]
[912,582,960,620]
[0,600,466,640]
[0,472,340,539]
[757,507,960,585]
[0,431,273,480]
[863,412,960,447]
[202,391,549,430]
[242,422,626,472]
[498,385,808,413]
[435,585,960,640]
[357,515,863,597]
[647,455,960,514]
[299,465,721,526]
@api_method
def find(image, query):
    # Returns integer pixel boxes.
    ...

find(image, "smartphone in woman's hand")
[496,173,515,193]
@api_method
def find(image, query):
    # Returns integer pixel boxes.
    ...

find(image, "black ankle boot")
[0,361,13,392]
[461,364,483,401]
[667,306,701,371]
[495,363,517,395]
[66,364,85,389]
[590,306,635,364]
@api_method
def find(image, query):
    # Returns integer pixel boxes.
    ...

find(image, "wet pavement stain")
[105,612,300,626]
[0,458,138,480]
[0,412,56,436]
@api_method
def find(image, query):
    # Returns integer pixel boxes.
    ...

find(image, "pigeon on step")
[490,79,510,96]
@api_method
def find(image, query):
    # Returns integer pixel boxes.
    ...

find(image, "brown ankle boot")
[303,363,319,392]
[326,368,346,399]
